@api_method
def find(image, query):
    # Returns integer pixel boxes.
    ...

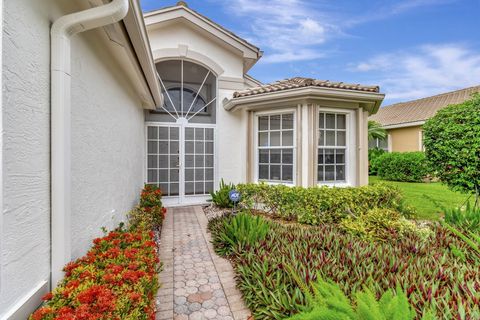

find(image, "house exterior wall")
[1,0,145,317]
[69,31,145,260]
[387,125,423,152]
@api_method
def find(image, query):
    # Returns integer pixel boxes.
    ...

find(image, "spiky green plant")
[210,212,269,256]
[443,202,480,232]
[209,215,480,319]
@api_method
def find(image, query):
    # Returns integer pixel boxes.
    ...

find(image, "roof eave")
[144,5,262,69]
[224,87,385,112]
[123,0,163,109]
[381,120,426,129]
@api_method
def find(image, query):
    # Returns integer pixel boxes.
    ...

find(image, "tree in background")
[368,120,387,141]
[423,94,480,207]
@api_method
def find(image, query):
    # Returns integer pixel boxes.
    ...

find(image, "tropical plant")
[376,152,430,182]
[423,93,480,207]
[210,178,236,208]
[236,182,415,224]
[368,120,387,141]
[209,212,269,256]
[285,273,435,320]
[128,184,166,231]
[443,202,480,233]
[30,228,160,320]
[209,215,480,319]
[340,207,432,241]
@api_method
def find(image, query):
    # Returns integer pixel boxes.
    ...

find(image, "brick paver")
[156,206,250,320]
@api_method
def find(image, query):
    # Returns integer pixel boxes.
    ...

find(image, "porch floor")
[155,206,251,320]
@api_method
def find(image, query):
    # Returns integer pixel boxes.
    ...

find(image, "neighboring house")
[0,1,383,318]
[369,85,480,152]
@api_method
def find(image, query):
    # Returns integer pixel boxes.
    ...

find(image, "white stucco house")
[0,0,384,318]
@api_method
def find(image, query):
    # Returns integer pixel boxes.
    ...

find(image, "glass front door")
[146,124,215,205]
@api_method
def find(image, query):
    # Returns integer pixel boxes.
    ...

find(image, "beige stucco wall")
[388,125,422,152]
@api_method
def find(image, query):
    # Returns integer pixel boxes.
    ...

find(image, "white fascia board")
[382,120,426,129]
[144,6,261,60]
[122,0,163,109]
[224,87,385,112]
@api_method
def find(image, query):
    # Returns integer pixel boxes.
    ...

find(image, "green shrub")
[423,93,480,205]
[128,185,165,231]
[210,178,236,208]
[340,208,432,241]
[443,203,480,232]
[376,152,429,182]
[209,212,269,256]
[209,216,480,319]
[236,183,414,224]
[369,148,387,175]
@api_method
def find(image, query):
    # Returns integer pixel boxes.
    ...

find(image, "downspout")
[50,0,129,286]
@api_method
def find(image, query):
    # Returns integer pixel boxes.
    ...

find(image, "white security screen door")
[146,123,215,205]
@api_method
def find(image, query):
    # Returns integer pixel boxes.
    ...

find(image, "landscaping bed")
[207,182,480,319]
[31,185,165,320]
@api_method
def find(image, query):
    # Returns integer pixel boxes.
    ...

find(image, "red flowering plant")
[128,184,166,231]
[30,227,161,320]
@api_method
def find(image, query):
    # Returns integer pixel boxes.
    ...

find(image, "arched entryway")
[146,59,217,206]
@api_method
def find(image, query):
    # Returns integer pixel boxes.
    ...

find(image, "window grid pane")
[258,113,295,183]
[184,127,214,196]
[317,112,347,183]
[146,126,180,196]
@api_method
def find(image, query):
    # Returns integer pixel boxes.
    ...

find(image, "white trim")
[253,108,297,186]
[0,0,3,303]
[387,134,393,152]
[418,130,424,151]
[224,87,385,113]
[0,280,48,320]
[382,120,426,129]
[144,5,261,65]
[316,107,356,187]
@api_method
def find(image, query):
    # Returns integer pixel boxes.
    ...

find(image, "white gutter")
[50,0,129,286]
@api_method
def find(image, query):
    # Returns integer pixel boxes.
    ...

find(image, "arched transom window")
[156,60,216,121]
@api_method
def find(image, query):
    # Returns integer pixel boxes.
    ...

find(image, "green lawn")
[369,176,470,220]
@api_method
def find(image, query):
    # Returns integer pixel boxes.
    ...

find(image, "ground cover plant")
[31,185,164,320]
[209,214,480,319]
[369,176,469,220]
[375,152,430,182]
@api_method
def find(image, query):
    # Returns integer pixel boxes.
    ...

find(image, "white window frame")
[253,108,297,185]
[316,107,356,187]
[369,137,389,151]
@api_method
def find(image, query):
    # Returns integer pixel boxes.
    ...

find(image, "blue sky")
[141,0,480,105]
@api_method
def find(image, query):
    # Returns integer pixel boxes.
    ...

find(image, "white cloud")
[217,0,337,63]
[351,44,480,102]
[215,0,454,64]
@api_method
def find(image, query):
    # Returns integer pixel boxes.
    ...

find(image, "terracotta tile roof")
[370,85,480,127]
[233,77,380,98]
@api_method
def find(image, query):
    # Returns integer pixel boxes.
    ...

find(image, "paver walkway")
[156,206,251,320]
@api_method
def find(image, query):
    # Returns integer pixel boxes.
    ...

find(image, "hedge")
[30,186,164,320]
[236,183,414,225]
[368,148,386,175]
[376,152,429,182]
